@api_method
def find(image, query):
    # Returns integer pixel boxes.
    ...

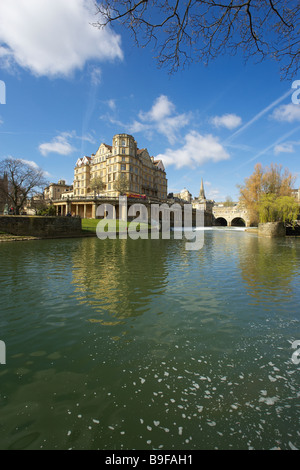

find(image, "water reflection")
[238,235,299,303]
[0,233,299,450]
[71,238,171,324]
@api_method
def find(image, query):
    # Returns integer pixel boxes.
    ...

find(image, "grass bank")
[81,219,153,234]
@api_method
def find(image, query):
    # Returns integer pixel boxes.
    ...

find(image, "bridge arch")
[231,217,246,227]
[215,217,228,227]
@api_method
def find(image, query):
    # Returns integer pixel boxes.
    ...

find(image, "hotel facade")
[54,134,168,218]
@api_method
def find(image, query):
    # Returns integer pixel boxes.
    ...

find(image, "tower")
[199,178,206,200]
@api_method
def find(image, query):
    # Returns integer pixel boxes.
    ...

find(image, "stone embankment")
[258,222,286,237]
[0,216,83,239]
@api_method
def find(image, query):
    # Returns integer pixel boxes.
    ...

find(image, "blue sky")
[0,0,300,202]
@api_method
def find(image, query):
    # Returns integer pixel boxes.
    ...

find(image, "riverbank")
[0,232,41,242]
[0,219,153,242]
[0,218,297,242]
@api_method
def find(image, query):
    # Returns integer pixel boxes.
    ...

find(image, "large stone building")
[44,180,73,202]
[73,134,168,201]
[173,188,192,203]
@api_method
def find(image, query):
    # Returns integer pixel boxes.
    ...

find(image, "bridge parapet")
[213,206,251,227]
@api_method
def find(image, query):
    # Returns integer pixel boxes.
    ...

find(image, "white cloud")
[90,67,102,86]
[107,99,116,111]
[39,132,75,156]
[0,117,3,126]
[211,114,242,130]
[139,95,175,122]
[271,103,300,122]
[226,90,292,143]
[39,130,96,155]
[129,120,150,134]
[20,159,40,170]
[156,131,230,169]
[134,95,189,144]
[0,0,123,77]
[274,143,295,155]
[80,133,96,145]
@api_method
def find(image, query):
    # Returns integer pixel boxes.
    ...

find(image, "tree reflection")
[238,235,298,303]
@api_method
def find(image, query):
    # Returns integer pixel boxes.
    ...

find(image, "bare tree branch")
[93,0,299,78]
[0,158,48,215]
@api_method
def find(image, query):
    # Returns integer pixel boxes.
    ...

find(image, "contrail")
[225,89,293,143]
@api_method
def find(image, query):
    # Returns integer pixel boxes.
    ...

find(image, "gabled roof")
[76,156,91,167]
[103,144,112,151]
[154,160,165,171]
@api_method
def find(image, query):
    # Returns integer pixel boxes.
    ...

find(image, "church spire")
[199,178,206,200]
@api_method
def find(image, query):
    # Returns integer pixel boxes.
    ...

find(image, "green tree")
[277,196,299,224]
[239,163,298,225]
[38,205,56,217]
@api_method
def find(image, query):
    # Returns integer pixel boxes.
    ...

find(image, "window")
[122,157,126,162]
[122,140,126,146]
[121,164,126,171]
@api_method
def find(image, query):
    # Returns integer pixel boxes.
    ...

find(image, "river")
[0,230,299,450]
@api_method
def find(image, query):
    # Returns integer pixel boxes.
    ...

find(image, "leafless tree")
[90,176,106,196]
[0,158,48,215]
[94,0,300,78]
[114,174,130,195]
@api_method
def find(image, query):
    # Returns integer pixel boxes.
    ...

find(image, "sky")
[0,0,300,202]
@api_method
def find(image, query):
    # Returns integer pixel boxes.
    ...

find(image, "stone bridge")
[212,206,251,227]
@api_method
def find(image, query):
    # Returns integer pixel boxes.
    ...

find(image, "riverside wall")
[258,222,286,237]
[0,216,82,238]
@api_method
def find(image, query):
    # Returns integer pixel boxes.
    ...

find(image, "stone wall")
[0,216,82,238]
[258,222,286,237]
[213,206,251,227]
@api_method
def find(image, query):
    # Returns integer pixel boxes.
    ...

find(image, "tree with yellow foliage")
[238,163,299,225]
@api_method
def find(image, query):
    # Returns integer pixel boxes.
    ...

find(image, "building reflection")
[71,238,171,324]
